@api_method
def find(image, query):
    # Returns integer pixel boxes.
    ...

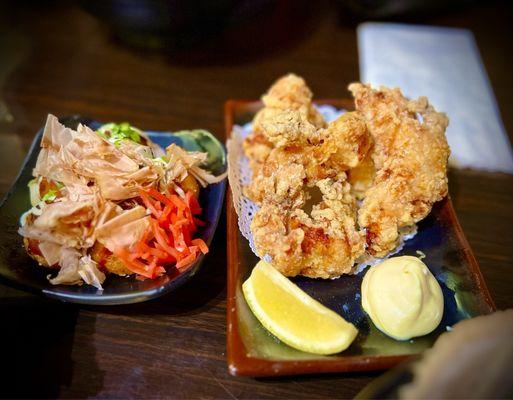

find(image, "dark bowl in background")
[79,0,318,64]
[80,0,276,50]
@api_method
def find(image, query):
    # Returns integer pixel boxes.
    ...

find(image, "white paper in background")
[358,22,513,173]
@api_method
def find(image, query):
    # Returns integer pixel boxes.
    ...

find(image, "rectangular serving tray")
[225,99,495,377]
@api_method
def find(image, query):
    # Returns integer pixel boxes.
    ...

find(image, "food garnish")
[113,188,208,279]
[97,122,142,146]
[18,114,225,289]
[361,256,444,340]
[242,260,358,355]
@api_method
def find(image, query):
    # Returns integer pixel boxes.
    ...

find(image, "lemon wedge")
[242,260,358,355]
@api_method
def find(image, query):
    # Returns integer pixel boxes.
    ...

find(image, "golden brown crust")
[246,112,370,206]
[349,83,450,256]
[90,242,132,276]
[251,178,365,279]
[245,75,373,278]
[179,174,200,198]
[24,237,134,277]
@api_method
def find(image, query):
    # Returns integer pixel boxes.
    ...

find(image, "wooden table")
[1,1,512,398]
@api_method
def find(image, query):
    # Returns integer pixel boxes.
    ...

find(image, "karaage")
[349,83,450,256]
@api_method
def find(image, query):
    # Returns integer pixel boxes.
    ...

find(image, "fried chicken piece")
[317,111,371,170]
[244,143,340,205]
[257,109,318,147]
[349,83,450,256]
[243,74,326,175]
[251,203,306,276]
[251,176,365,278]
[261,73,316,109]
[252,74,325,144]
[245,112,370,204]
[256,73,325,130]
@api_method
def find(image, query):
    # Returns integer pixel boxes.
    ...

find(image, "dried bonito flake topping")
[19,114,225,289]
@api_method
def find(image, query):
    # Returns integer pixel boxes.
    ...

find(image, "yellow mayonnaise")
[361,256,444,340]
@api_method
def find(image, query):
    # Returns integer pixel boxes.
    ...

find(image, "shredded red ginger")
[113,187,208,280]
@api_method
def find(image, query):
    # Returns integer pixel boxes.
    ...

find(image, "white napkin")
[358,22,513,173]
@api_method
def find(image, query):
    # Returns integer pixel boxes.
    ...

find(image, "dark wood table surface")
[1,1,512,398]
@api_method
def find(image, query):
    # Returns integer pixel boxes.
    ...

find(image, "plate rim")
[224,98,496,377]
[0,115,227,305]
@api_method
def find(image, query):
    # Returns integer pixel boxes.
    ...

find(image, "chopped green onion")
[96,122,142,146]
[42,189,57,202]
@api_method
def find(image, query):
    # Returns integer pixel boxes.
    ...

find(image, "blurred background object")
[0,23,29,194]
[335,0,476,19]
[357,309,513,399]
[81,0,273,49]
[80,0,318,63]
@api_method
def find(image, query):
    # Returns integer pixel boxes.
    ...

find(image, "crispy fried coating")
[245,76,370,278]
[261,73,316,109]
[244,74,326,170]
[251,176,365,278]
[256,109,318,147]
[253,74,326,146]
[244,75,450,278]
[318,111,371,170]
[257,73,325,130]
[349,83,450,256]
[253,106,324,147]
[245,112,370,204]
[247,163,307,208]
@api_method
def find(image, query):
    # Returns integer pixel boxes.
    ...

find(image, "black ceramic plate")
[0,116,226,305]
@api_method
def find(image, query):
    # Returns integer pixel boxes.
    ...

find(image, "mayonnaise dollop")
[361,256,444,340]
